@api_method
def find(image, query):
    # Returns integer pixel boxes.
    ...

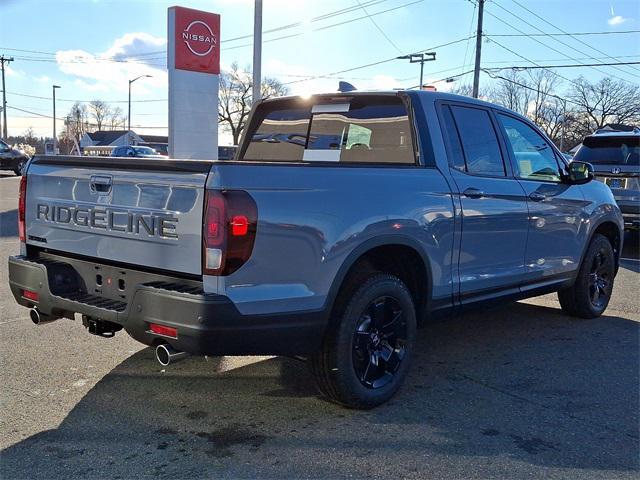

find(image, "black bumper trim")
[8,255,327,356]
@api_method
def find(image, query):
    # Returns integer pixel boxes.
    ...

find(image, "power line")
[5,91,167,103]
[223,0,425,52]
[8,106,168,129]
[488,29,640,37]
[488,1,638,82]
[509,0,640,75]
[355,0,403,54]
[487,61,640,70]
[283,36,473,85]
[486,37,578,86]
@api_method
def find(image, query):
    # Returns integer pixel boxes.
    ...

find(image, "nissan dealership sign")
[167,6,220,159]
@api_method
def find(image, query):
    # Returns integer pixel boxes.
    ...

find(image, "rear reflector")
[22,289,39,302]
[149,323,178,338]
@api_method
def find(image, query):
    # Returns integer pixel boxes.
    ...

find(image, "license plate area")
[605,177,627,189]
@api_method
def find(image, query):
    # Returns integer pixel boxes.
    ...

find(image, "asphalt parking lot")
[0,172,638,479]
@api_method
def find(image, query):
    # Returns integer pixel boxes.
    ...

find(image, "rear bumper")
[8,255,326,356]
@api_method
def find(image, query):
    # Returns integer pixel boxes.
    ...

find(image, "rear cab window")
[240,95,417,165]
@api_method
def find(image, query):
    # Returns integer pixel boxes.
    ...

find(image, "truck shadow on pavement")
[1,302,638,479]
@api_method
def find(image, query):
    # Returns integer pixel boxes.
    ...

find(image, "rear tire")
[558,234,615,319]
[310,274,416,409]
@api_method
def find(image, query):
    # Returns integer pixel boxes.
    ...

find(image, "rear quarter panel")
[205,164,455,315]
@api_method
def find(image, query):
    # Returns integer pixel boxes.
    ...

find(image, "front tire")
[310,274,416,409]
[558,234,615,318]
[14,159,26,176]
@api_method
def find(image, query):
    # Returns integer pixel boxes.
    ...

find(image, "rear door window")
[241,96,415,165]
[450,105,506,176]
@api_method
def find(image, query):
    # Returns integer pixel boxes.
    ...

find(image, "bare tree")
[218,62,289,145]
[108,106,126,130]
[568,77,640,131]
[88,100,111,131]
[61,102,90,145]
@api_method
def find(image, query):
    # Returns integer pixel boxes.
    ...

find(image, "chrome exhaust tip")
[155,343,189,366]
[30,308,59,325]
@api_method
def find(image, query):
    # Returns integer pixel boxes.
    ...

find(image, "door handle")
[529,191,547,202]
[463,187,484,199]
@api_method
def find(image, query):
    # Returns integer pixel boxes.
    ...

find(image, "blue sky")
[1,0,639,140]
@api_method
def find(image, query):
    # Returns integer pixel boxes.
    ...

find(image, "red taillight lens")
[231,215,249,236]
[203,190,257,276]
[22,289,39,302]
[149,323,178,338]
[18,175,27,242]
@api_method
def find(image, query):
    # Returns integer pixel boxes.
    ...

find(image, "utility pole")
[53,85,61,155]
[472,0,485,98]
[396,52,436,89]
[252,0,263,105]
[559,98,567,153]
[1,55,14,139]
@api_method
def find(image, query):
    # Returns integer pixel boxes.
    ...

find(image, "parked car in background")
[0,139,30,176]
[218,145,237,160]
[110,146,165,158]
[573,128,640,230]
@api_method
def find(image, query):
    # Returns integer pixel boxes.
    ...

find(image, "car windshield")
[574,136,640,165]
[133,147,157,155]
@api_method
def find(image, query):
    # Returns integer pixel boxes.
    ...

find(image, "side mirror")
[127,150,135,157]
[566,161,593,185]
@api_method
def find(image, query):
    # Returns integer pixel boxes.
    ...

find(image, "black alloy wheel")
[352,296,408,389]
[558,233,615,319]
[588,248,612,309]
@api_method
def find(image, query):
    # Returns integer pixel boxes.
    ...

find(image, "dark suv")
[0,139,30,176]
[573,129,640,230]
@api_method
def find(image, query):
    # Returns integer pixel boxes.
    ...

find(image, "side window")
[450,105,506,176]
[497,114,561,182]
[439,105,465,171]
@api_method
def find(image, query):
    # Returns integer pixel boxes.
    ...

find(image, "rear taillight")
[18,175,27,242]
[203,190,257,276]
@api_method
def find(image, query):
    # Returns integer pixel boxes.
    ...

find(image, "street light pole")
[127,75,152,145]
[252,0,263,105]
[52,85,61,155]
[396,52,436,89]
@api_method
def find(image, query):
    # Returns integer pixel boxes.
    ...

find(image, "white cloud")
[608,15,628,25]
[608,5,631,25]
[5,65,24,77]
[55,33,167,94]
[34,75,51,84]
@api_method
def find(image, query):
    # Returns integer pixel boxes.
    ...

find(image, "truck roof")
[261,89,518,116]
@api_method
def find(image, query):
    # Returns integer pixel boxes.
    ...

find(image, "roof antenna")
[338,81,357,93]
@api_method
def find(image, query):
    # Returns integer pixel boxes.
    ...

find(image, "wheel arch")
[586,219,622,273]
[325,235,432,325]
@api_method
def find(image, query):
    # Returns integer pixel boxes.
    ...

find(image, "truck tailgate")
[25,156,211,276]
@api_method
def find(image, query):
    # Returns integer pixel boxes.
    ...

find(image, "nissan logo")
[611,167,621,174]
[182,20,217,57]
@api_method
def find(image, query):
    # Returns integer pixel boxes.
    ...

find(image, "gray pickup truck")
[8,91,623,408]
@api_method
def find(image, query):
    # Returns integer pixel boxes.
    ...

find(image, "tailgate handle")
[90,175,113,194]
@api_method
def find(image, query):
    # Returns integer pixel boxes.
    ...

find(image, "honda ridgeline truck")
[9,91,623,408]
